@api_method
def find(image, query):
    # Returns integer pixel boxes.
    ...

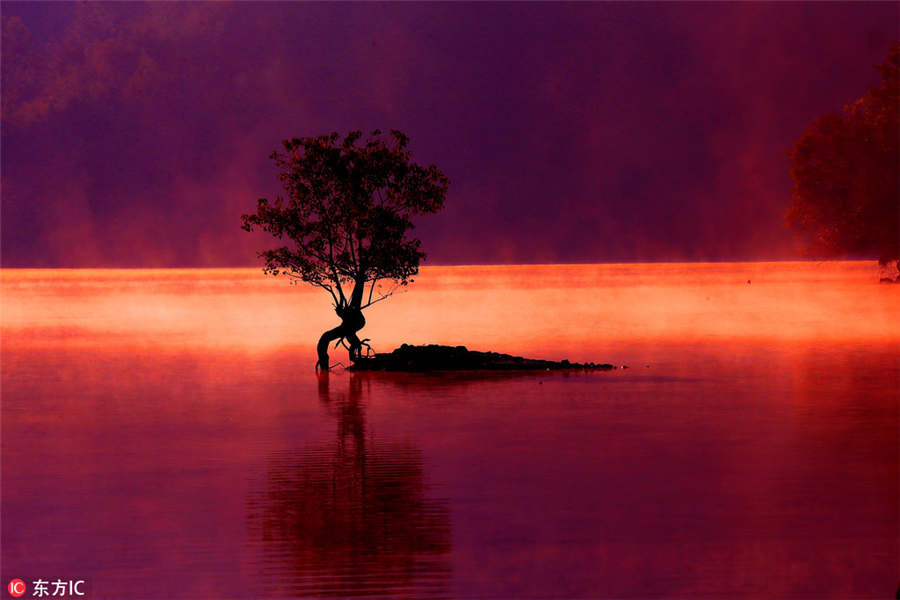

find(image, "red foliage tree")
[788,44,899,278]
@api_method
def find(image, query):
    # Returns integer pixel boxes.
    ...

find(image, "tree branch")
[360,288,394,309]
[323,221,347,306]
[347,229,358,272]
[284,272,340,306]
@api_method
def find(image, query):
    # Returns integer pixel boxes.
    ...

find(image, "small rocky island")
[348,344,616,372]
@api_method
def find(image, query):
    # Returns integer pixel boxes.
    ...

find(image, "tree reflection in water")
[247,373,452,598]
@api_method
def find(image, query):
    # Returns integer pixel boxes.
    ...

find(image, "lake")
[1,262,897,598]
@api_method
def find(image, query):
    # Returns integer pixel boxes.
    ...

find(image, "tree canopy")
[241,130,449,368]
[242,129,448,309]
[787,44,899,272]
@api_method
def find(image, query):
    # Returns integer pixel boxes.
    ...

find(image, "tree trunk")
[316,324,345,371]
[315,277,369,371]
[315,308,367,371]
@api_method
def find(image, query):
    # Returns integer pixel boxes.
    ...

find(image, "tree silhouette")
[242,130,449,369]
[788,44,899,278]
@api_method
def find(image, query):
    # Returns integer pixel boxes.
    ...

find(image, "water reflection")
[3,265,896,598]
[247,373,452,598]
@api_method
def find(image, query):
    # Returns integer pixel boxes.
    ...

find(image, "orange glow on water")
[2,262,896,598]
[3,262,896,362]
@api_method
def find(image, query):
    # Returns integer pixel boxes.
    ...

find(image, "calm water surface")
[2,263,897,598]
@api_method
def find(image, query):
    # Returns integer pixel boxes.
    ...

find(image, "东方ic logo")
[8,579,85,597]
[7,580,26,598]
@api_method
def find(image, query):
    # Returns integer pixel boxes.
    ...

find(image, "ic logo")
[7,579,25,598]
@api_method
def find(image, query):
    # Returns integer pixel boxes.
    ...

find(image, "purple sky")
[2,2,897,267]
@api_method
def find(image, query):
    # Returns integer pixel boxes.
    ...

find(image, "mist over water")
[3,262,895,355]
[2,263,897,598]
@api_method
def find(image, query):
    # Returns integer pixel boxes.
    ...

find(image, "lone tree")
[241,130,449,370]
[787,43,899,279]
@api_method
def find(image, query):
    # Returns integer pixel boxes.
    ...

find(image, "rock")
[348,344,616,372]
